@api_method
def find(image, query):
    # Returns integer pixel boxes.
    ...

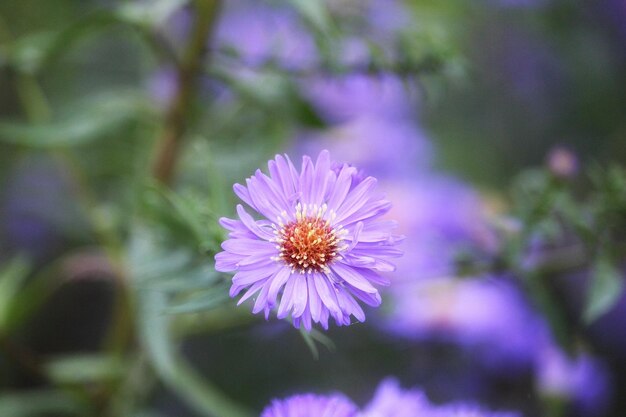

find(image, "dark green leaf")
[136,289,252,417]
[0,92,155,148]
[7,12,129,74]
[164,285,231,315]
[298,326,335,360]
[0,390,86,416]
[286,0,333,36]
[0,257,31,331]
[117,0,190,28]
[141,184,220,253]
[583,256,624,323]
[45,354,126,385]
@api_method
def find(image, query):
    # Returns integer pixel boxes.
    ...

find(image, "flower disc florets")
[273,203,346,273]
[215,150,402,330]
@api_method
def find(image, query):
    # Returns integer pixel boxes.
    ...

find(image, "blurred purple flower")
[598,0,626,47]
[157,5,193,51]
[434,403,523,417]
[384,178,498,283]
[300,118,433,180]
[365,0,412,36]
[536,345,612,417]
[361,378,434,417]
[215,150,402,330]
[146,66,178,108]
[261,393,358,417]
[588,290,626,359]
[2,156,84,262]
[362,378,522,417]
[216,0,317,69]
[384,277,545,368]
[547,146,578,179]
[303,74,416,123]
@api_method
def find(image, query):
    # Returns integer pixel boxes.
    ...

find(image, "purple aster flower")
[260,393,358,417]
[299,119,433,180]
[215,0,317,69]
[384,276,545,369]
[383,177,499,284]
[361,378,435,417]
[215,150,402,330]
[433,403,522,417]
[535,345,612,417]
[302,74,416,124]
[362,378,522,417]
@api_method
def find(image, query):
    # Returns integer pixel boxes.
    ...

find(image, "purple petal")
[331,262,378,294]
[309,149,331,205]
[215,251,244,271]
[252,282,271,314]
[267,266,292,305]
[232,263,277,286]
[307,276,322,322]
[236,279,266,303]
[326,165,356,209]
[299,155,315,205]
[268,154,298,198]
[233,183,255,209]
[291,275,308,317]
[313,273,341,316]
[222,238,275,256]
[334,177,377,224]
[236,204,274,240]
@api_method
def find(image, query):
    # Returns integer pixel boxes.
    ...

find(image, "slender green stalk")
[152,0,221,185]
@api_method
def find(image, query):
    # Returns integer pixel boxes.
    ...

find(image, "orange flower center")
[276,216,340,273]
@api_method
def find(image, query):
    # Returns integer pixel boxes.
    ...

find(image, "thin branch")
[151,0,221,185]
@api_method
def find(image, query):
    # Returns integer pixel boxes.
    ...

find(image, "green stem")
[152,0,221,185]
[14,75,52,123]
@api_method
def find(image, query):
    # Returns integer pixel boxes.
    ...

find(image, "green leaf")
[0,257,31,331]
[45,354,126,385]
[138,290,177,376]
[117,0,190,27]
[298,327,335,360]
[141,184,216,252]
[286,0,333,36]
[136,290,252,417]
[0,390,86,417]
[164,284,231,315]
[130,226,251,417]
[6,32,57,74]
[6,12,129,74]
[584,256,625,323]
[0,91,155,148]
[136,266,222,292]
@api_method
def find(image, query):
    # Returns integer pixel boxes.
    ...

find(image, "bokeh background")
[0,0,625,416]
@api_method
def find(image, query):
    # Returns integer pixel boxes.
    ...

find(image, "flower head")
[362,378,521,417]
[384,277,545,368]
[215,150,401,330]
[536,345,612,416]
[261,393,358,417]
[434,404,522,417]
[361,378,434,417]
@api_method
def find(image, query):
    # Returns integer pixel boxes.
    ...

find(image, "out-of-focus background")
[0,0,625,416]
